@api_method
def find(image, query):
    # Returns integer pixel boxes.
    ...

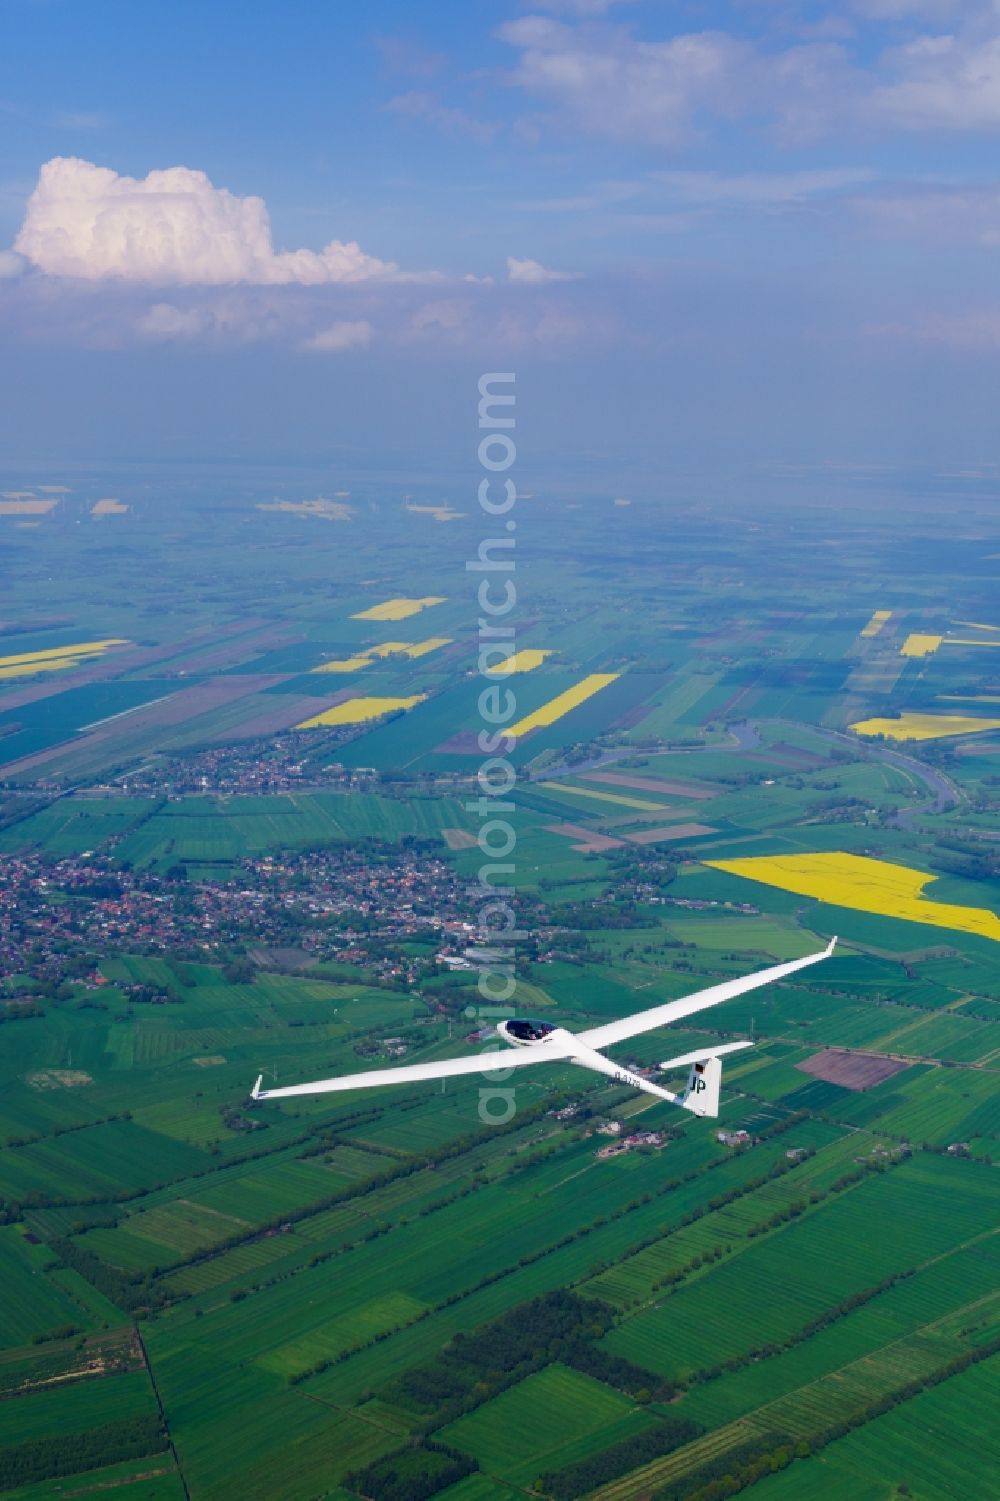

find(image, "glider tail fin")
[680,1055,722,1118]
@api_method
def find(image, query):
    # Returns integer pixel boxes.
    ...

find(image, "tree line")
[0,1414,167,1490]
[540,1415,702,1500]
[344,1440,476,1501]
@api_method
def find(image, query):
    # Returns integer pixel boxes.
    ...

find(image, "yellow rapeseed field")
[900,633,942,657]
[352,597,446,622]
[91,499,129,516]
[860,609,892,638]
[311,656,373,674]
[850,712,1000,742]
[487,649,552,676]
[371,638,451,659]
[540,781,665,812]
[706,852,1000,943]
[296,695,426,728]
[312,638,451,674]
[0,639,128,679]
[507,673,619,737]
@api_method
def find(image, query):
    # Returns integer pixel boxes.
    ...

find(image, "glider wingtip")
[251,1074,263,1101]
[826,935,838,956]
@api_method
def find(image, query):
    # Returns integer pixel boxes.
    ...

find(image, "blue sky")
[3,0,1000,492]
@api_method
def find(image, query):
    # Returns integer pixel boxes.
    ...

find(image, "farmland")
[706,852,1000,942]
[0,483,998,1498]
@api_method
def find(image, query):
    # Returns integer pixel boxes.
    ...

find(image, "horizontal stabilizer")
[659,1040,753,1072]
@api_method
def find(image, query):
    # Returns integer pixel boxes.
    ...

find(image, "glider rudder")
[680,1056,721,1118]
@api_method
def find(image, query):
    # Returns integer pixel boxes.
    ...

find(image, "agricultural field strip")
[707,852,1000,943]
[267,1158,996,1501]
[104,1111,564,1285]
[576,1158,996,1488]
[586,1286,1000,1501]
[580,1132,867,1304]
[146,1129,766,1364]
[584,1133,934,1321]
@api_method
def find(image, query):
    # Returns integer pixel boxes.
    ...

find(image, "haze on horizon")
[2,0,1000,495]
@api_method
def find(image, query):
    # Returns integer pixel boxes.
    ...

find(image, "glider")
[252,937,836,1120]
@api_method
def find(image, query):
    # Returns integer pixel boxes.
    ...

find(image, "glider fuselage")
[496,1018,563,1047]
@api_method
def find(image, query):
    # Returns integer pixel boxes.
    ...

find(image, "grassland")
[1,911,997,1498]
[1,488,1000,1498]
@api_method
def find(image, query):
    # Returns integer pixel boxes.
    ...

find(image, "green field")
[2,491,1000,1498]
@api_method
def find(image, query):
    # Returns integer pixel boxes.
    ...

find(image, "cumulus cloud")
[301,318,373,352]
[506,255,581,283]
[14,157,402,285]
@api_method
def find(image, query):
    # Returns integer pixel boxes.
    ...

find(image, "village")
[0,842,484,997]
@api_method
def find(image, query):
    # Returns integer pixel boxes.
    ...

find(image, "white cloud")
[873,35,1000,131]
[301,319,373,352]
[14,157,401,285]
[137,302,207,338]
[0,249,26,279]
[498,8,1000,146]
[506,255,581,283]
[498,17,756,148]
[408,299,473,337]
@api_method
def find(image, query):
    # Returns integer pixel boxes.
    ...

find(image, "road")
[772,720,962,826]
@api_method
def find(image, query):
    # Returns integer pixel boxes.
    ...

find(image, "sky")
[3,0,1000,495]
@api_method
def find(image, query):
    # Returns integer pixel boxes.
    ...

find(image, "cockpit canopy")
[506,1018,557,1043]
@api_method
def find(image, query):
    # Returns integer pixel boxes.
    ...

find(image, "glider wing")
[578,937,836,1052]
[251,1039,578,1101]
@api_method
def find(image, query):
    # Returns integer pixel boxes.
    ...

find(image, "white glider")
[251,937,836,1119]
